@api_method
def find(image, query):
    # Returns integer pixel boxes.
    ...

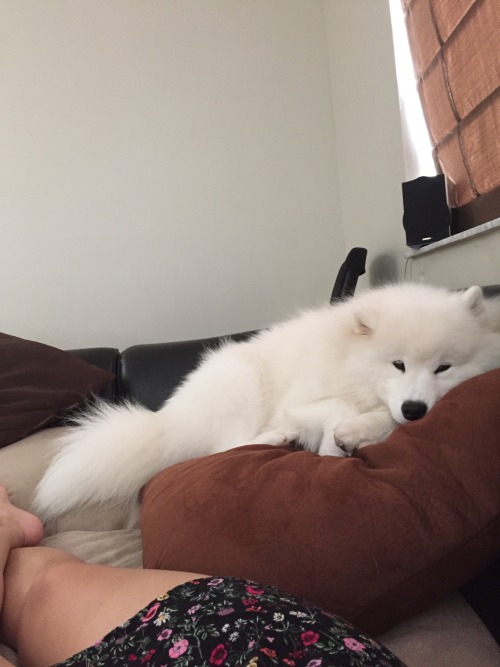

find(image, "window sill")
[404,217,500,258]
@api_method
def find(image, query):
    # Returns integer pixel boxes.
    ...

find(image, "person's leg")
[6,550,208,666]
[0,486,208,667]
[0,489,406,667]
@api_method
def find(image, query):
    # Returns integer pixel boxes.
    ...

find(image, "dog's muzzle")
[401,400,427,421]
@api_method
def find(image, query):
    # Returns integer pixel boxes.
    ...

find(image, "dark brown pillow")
[0,332,113,448]
[141,368,500,636]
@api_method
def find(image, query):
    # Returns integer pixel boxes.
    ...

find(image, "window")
[391,0,500,233]
[389,0,436,180]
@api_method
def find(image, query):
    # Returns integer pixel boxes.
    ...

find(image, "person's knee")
[2,548,78,648]
[15,555,83,657]
[22,556,83,617]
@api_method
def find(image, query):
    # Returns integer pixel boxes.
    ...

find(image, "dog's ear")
[462,286,485,318]
[353,307,377,336]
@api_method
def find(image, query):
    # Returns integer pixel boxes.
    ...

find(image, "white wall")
[1,1,407,350]
[1,1,346,349]
[324,1,406,288]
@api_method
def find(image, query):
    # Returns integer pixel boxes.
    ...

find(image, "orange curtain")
[403,0,499,211]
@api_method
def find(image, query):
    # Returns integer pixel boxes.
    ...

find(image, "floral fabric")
[54,577,405,667]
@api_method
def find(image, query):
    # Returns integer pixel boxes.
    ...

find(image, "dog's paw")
[316,429,347,457]
[334,420,377,453]
[251,429,299,446]
[318,438,347,457]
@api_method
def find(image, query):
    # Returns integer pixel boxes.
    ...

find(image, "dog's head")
[352,284,500,424]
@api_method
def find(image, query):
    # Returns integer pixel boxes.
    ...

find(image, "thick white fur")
[33,283,500,519]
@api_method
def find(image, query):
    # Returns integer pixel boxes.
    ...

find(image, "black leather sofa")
[70,329,255,411]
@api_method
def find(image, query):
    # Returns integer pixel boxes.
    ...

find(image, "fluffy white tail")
[32,400,166,520]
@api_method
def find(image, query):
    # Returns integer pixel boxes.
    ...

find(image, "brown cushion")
[0,332,113,448]
[141,368,500,636]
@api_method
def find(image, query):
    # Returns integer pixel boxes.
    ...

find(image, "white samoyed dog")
[33,283,500,520]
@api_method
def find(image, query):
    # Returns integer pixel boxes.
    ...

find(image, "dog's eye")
[434,364,451,374]
[393,361,405,373]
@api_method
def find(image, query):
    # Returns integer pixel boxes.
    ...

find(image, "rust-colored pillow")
[0,332,113,448]
[141,369,500,635]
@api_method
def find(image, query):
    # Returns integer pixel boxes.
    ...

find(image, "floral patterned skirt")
[54,577,405,667]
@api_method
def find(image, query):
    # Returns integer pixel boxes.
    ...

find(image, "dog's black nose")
[402,400,427,421]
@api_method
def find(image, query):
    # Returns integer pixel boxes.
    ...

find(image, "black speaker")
[402,174,451,249]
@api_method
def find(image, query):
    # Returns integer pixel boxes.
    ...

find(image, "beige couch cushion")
[43,529,143,567]
[380,594,500,666]
[0,427,139,535]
